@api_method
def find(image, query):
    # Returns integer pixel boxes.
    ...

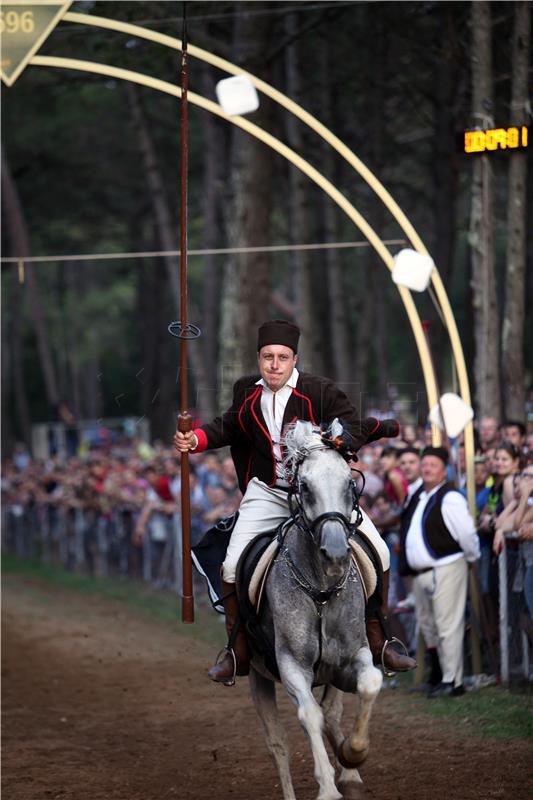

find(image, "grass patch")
[420,688,533,740]
[2,553,226,649]
[391,676,533,741]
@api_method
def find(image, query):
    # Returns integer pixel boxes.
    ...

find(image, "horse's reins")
[279,443,364,613]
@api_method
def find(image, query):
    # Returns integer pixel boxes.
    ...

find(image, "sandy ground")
[2,573,532,800]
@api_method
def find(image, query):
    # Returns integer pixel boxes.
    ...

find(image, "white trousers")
[222,477,390,582]
[413,557,468,688]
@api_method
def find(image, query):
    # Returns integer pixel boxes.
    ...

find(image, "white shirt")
[257,367,299,481]
[404,476,423,505]
[405,480,480,571]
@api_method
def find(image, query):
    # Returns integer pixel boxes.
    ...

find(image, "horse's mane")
[282,420,328,482]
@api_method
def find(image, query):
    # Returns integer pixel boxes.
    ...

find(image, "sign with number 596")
[0,9,35,33]
[0,2,72,87]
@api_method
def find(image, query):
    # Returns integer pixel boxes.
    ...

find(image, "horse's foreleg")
[338,647,382,769]
[279,657,342,800]
[249,667,296,800]
[321,686,365,799]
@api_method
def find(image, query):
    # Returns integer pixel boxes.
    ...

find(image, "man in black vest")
[175,320,416,682]
[399,446,480,698]
[398,446,441,686]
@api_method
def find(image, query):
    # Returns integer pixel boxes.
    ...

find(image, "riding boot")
[208,579,250,684]
[366,569,417,673]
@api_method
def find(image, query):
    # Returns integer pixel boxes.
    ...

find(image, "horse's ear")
[284,420,306,451]
[329,418,344,439]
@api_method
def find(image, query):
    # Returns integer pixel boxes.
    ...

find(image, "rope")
[0,239,407,266]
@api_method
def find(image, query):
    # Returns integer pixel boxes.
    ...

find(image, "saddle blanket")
[248,536,377,613]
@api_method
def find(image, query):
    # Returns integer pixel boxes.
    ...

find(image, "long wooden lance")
[176,1,194,624]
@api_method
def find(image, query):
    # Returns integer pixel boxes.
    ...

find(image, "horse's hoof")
[338,779,370,800]
[337,738,369,768]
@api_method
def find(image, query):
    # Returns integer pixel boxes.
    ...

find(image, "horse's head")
[283,421,356,581]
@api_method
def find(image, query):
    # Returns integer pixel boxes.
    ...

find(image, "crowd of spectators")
[3,414,533,680]
[2,439,241,590]
[356,418,533,679]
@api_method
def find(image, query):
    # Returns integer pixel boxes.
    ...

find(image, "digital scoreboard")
[463,126,529,154]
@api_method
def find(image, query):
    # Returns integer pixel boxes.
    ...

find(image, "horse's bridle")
[277,445,364,610]
[285,446,363,545]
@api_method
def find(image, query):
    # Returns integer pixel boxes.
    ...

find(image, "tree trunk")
[1,272,13,452]
[429,3,463,380]
[75,263,103,421]
[501,1,530,420]
[64,262,83,418]
[318,35,351,389]
[469,1,501,420]
[198,65,225,421]
[8,267,32,446]
[284,11,323,375]
[125,83,209,435]
[1,147,60,414]
[367,16,389,407]
[219,8,274,405]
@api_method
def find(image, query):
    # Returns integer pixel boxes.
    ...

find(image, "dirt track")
[2,573,532,800]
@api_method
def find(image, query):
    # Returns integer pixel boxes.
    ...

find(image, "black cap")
[399,446,421,457]
[421,446,449,466]
[257,320,300,353]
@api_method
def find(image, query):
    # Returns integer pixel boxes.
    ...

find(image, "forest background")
[1,0,531,450]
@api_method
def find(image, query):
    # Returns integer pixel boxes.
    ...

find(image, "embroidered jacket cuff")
[193,428,208,453]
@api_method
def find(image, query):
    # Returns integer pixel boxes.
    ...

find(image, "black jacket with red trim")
[193,372,400,494]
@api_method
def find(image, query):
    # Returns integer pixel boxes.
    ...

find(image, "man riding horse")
[174,319,416,682]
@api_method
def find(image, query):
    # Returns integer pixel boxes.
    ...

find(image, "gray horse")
[247,421,383,800]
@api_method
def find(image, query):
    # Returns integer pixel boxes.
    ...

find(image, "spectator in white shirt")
[401,446,480,698]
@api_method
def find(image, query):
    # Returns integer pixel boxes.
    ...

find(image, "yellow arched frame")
[25,11,474,513]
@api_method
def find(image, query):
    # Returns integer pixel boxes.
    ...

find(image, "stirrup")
[381,636,410,678]
[212,646,237,687]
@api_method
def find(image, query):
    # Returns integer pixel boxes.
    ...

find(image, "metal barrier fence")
[2,502,532,683]
[498,534,531,683]
[2,501,184,595]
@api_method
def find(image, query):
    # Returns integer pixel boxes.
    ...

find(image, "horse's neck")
[284,522,326,587]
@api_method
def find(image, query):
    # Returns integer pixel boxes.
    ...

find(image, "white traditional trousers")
[412,557,468,688]
[222,477,390,583]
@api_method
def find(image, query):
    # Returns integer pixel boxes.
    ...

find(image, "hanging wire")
[427,283,447,327]
[0,238,407,266]
[56,2,359,34]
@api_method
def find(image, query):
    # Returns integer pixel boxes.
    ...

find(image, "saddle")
[233,526,379,680]
[236,529,378,617]
[193,517,380,679]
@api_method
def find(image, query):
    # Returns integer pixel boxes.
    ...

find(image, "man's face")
[503,425,524,447]
[421,455,447,490]
[145,469,158,488]
[479,416,498,446]
[379,452,396,474]
[484,447,496,473]
[258,345,297,392]
[399,452,421,483]
[474,461,488,485]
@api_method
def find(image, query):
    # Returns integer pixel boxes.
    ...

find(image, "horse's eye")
[299,480,310,495]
